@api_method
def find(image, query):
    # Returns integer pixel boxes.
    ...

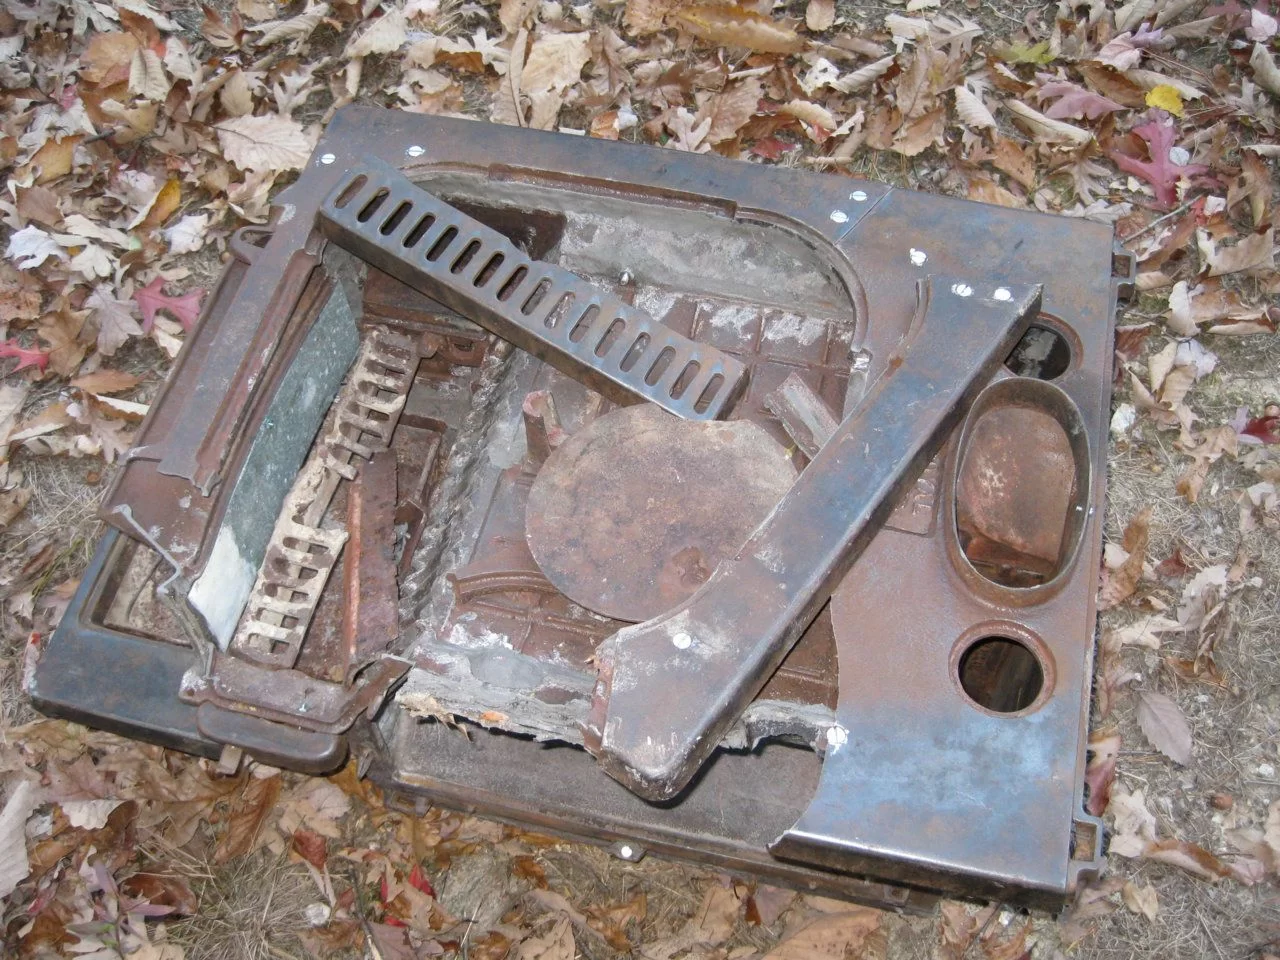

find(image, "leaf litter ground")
[1,0,1279,957]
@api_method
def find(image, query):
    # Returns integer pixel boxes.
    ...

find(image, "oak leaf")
[133,277,205,332]
[87,286,144,356]
[1108,117,1208,208]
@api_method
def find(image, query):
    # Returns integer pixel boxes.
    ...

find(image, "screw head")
[993,287,1012,301]
[829,210,849,224]
[849,189,868,202]
[406,145,425,157]
[672,632,692,650]
[619,844,634,858]
[319,153,336,165]
[827,725,848,749]
[951,282,974,297]
[909,248,927,266]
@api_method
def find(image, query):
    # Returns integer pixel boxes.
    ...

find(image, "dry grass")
[157,843,320,960]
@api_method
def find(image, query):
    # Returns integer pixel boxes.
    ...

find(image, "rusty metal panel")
[31,106,1134,911]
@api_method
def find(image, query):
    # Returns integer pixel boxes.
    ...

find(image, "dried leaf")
[1099,507,1151,609]
[1084,730,1121,816]
[1197,227,1275,277]
[674,6,803,54]
[1137,690,1193,764]
[128,48,170,101]
[1006,99,1092,144]
[706,77,763,143]
[762,908,883,959]
[1037,79,1124,120]
[954,85,996,130]
[214,774,281,862]
[836,55,895,93]
[805,0,834,32]
[0,781,38,900]
[216,114,313,173]
[344,6,407,59]
[1122,881,1159,920]
[1251,42,1280,98]
[522,31,592,94]
[87,287,144,356]
[514,915,575,960]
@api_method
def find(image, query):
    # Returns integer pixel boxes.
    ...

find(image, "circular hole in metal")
[956,636,1044,714]
[1004,322,1072,380]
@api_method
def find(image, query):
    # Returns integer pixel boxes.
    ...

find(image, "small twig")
[1124,197,1198,242]
[962,902,1006,959]
[509,27,528,128]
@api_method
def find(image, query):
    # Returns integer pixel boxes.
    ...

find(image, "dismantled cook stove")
[30,106,1135,910]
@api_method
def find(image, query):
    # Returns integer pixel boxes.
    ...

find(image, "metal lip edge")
[770,828,1073,909]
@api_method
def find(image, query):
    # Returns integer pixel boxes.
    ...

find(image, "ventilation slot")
[357,188,389,222]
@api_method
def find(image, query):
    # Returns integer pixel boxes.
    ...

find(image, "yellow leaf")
[1145,84,1184,117]
[143,178,182,229]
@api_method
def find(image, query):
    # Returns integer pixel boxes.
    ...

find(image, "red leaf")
[1241,415,1280,444]
[1084,731,1120,817]
[291,828,328,870]
[749,136,796,161]
[1108,116,1209,208]
[0,338,50,373]
[1037,80,1124,120]
[133,277,206,332]
[407,862,436,897]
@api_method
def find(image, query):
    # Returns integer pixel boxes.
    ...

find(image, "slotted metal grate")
[318,159,749,420]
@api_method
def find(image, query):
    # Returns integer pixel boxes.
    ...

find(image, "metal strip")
[583,278,1042,801]
[317,158,749,420]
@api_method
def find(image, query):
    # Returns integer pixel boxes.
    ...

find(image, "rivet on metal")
[672,632,692,649]
[951,283,974,297]
[993,287,1012,301]
[849,190,868,202]
[406,145,426,157]
[827,725,848,750]
[619,844,634,858]
[320,153,336,165]
[830,210,849,224]
[910,248,927,266]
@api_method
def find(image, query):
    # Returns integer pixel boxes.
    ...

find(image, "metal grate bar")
[318,159,748,420]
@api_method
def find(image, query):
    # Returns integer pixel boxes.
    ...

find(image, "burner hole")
[451,239,481,275]
[1004,322,1071,380]
[474,252,504,287]
[380,201,412,236]
[671,360,700,399]
[957,636,1044,714]
[523,278,552,315]
[570,305,599,343]
[545,293,575,329]
[404,213,435,248]
[620,333,650,371]
[357,188,389,222]
[645,346,676,386]
[596,317,626,357]
[426,226,458,261]
[334,175,367,209]
[497,265,528,301]
[694,373,723,413]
